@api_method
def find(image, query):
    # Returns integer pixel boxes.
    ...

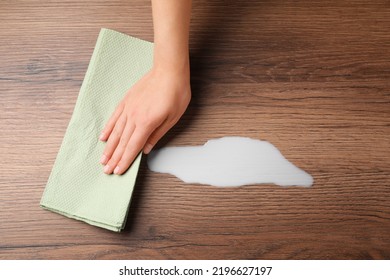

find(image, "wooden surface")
[1,0,389,259]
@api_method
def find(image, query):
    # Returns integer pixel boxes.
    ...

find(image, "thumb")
[143,121,174,154]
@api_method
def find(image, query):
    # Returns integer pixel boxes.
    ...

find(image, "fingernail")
[100,154,107,164]
[144,144,153,154]
[99,132,105,141]
[114,166,120,174]
[104,164,111,174]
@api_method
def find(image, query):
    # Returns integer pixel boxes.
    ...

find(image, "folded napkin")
[40,28,153,232]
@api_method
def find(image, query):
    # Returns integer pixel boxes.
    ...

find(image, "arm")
[99,0,192,175]
[153,0,191,75]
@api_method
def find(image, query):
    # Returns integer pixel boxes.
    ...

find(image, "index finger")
[100,102,124,141]
[113,126,151,175]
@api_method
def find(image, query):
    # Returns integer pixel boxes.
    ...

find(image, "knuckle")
[108,155,120,166]
[118,140,127,150]
[148,133,160,144]
[103,144,115,156]
[138,116,155,129]
[103,148,111,158]
[118,160,129,170]
[110,129,121,139]
[117,100,125,111]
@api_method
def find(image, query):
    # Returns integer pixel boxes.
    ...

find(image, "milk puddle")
[147,137,313,187]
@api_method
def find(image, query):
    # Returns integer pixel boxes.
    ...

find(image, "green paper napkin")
[40,28,153,232]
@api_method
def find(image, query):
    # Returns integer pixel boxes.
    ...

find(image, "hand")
[99,65,191,175]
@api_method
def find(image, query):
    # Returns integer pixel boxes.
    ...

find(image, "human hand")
[99,65,191,175]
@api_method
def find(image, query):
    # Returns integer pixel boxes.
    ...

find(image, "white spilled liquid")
[147,137,313,187]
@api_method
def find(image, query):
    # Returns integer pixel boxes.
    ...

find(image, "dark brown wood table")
[1,0,389,259]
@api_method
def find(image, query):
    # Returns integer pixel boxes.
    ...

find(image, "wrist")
[154,43,189,70]
[153,52,190,79]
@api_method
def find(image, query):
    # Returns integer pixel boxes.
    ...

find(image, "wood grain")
[0,0,389,259]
